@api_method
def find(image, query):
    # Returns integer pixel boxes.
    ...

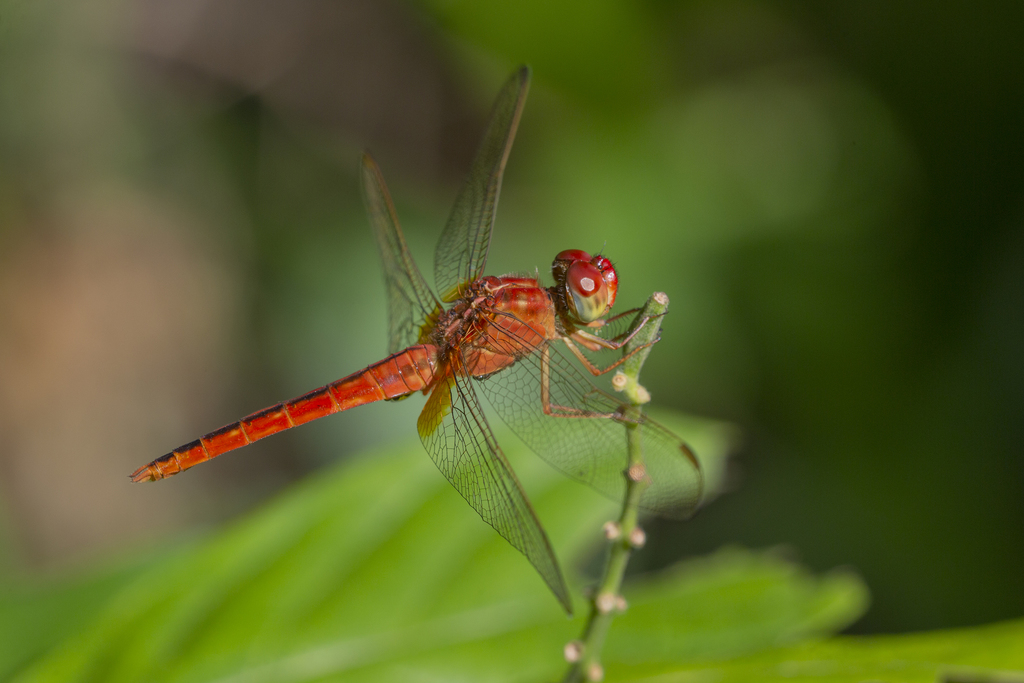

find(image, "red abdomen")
[131,345,438,482]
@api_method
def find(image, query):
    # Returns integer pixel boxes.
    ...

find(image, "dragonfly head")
[552,249,619,324]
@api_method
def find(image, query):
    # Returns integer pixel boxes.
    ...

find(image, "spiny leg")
[578,311,663,348]
[562,333,659,376]
[585,306,641,329]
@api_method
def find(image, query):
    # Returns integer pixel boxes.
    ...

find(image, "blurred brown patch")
[0,186,240,566]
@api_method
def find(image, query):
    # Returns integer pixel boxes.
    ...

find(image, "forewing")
[361,154,442,354]
[473,326,703,519]
[416,361,572,614]
[434,67,531,302]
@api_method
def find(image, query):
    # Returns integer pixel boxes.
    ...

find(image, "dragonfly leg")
[562,333,658,376]
[593,306,642,327]
[579,312,663,347]
[540,344,620,420]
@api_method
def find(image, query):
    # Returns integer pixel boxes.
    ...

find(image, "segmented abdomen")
[131,345,437,482]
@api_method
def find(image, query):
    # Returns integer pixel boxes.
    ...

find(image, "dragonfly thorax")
[432,275,558,362]
[432,277,500,347]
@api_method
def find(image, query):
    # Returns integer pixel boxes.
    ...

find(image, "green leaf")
[12,409,999,683]
[626,618,1024,683]
[0,558,151,683]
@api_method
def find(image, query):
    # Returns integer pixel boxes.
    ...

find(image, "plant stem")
[562,292,669,683]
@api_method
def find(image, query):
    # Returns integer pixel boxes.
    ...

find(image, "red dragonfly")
[131,67,702,613]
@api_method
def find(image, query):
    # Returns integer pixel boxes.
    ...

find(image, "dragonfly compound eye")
[555,248,592,263]
[565,260,611,323]
[592,255,618,311]
[552,249,592,287]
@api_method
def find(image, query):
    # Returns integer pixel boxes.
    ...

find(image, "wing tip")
[556,585,574,617]
[679,441,706,507]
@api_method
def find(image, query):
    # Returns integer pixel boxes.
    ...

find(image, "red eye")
[565,260,612,323]
[555,249,592,263]
[592,256,618,309]
[567,261,603,298]
[552,249,593,287]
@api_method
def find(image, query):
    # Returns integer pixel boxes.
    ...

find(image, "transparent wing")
[416,361,572,614]
[361,154,442,354]
[434,67,531,303]
[473,321,703,519]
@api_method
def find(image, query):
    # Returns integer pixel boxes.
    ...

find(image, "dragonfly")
[131,67,702,614]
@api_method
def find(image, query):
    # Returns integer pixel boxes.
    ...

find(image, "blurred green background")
[0,0,1021,653]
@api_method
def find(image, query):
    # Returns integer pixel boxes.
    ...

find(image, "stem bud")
[586,663,605,682]
[611,371,627,392]
[627,462,647,482]
[614,595,628,612]
[628,526,646,548]
[564,640,584,663]
[595,592,616,615]
[602,521,622,540]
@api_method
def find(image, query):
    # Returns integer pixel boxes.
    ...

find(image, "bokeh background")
[0,0,1021,637]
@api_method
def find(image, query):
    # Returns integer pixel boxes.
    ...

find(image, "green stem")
[562,292,669,683]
